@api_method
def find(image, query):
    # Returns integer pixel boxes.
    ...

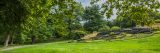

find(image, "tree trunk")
[4,33,10,47]
[68,19,72,39]
[10,35,14,45]
[31,35,36,44]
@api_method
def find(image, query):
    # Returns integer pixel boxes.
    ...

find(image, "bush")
[152,27,160,31]
[111,26,121,31]
[14,33,27,44]
[98,26,110,32]
[120,32,127,35]
[153,31,160,34]
[109,32,115,35]
[70,30,87,40]
[155,19,160,23]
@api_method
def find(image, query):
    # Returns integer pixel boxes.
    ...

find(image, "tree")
[0,0,28,47]
[20,0,56,44]
[65,3,84,39]
[113,16,136,28]
[82,5,105,32]
[0,0,55,46]
[48,1,84,39]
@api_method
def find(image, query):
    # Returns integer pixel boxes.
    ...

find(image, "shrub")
[98,26,110,32]
[152,27,160,31]
[153,31,160,34]
[14,33,27,44]
[120,32,127,35]
[111,26,121,31]
[155,19,160,23]
[70,30,87,40]
[109,32,115,35]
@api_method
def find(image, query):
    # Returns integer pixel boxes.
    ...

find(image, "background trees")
[82,5,106,32]
[113,16,136,28]
[48,0,84,39]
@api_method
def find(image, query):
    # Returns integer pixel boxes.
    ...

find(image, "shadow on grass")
[1,49,59,53]
[149,48,160,52]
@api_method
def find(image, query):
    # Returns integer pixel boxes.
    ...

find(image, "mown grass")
[0,34,160,53]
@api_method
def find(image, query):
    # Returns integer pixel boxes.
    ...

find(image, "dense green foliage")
[103,0,160,26]
[113,16,136,28]
[82,5,106,32]
[98,26,110,32]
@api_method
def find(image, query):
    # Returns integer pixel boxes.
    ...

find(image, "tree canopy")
[102,0,160,26]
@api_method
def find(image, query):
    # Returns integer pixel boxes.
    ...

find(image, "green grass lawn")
[0,34,160,53]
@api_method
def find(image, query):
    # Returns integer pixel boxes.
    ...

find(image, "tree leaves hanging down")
[149,11,160,20]
[103,0,160,26]
[21,0,54,31]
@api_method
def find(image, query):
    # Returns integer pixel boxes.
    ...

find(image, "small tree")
[98,26,110,32]
[82,5,105,32]
[111,26,121,31]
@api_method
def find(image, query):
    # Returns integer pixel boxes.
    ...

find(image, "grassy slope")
[1,34,160,53]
